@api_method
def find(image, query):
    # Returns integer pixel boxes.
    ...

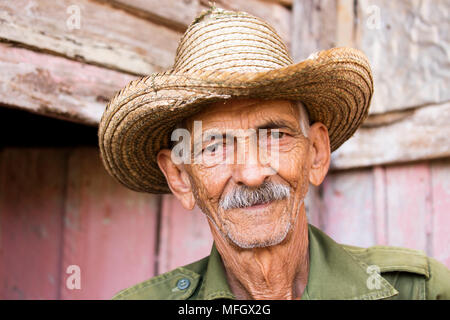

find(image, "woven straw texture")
[98,8,374,194]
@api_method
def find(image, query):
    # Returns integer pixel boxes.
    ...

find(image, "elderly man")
[99,8,450,300]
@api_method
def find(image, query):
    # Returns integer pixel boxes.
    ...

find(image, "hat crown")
[173,8,293,73]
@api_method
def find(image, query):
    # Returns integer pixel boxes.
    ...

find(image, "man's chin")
[225,224,292,249]
[228,235,286,249]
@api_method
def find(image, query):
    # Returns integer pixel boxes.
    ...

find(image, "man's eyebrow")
[255,119,297,131]
[191,119,298,148]
[192,130,227,153]
[199,120,297,139]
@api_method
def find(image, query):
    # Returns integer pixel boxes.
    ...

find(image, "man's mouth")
[242,200,274,210]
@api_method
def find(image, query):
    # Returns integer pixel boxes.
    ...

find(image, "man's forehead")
[184,98,301,132]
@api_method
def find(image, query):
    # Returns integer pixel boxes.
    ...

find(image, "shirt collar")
[201,242,235,300]
[200,224,398,300]
[302,224,398,300]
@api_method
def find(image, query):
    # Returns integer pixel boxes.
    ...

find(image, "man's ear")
[307,122,331,186]
[156,149,195,210]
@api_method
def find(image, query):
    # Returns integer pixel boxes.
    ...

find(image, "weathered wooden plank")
[293,0,449,114]
[283,0,449,169]
[0,43,135,125]
[384,163,431,252]
[291,0,337,61]
[201,0,292,49]
[60,147,159,299]
[99,0,201,31]
[0,148,68,299]
[0,0,181,75]
[356,0,450,113]
[158,195,213,275]
[372,165,388,245]
[331,102,450,170]
[335,0,355,47]
[430,159,450,268]
[320,168,376,247]
[103,0,291,48]
[100,0,292,43]
[260,0,293,7]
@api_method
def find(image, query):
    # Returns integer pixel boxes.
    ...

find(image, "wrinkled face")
[182,99,313,249]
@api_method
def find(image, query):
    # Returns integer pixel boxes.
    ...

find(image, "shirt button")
[177,278,191,290]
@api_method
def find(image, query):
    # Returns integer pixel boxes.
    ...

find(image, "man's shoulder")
[341,243,430,276]
[340,243,450,299]
[112,256,210,300]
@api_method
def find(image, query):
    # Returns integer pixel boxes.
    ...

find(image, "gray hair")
[219,180,291,210]
[294,101,310,138]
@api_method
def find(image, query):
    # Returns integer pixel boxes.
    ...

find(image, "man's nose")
[232,164,272,187]
[231,137,273,187]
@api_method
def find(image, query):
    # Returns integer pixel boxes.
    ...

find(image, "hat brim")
[99,47,373,193]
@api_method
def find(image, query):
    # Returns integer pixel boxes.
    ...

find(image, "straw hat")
[98,7,373,194]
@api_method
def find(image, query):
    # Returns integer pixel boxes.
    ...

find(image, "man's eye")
[204,144,218,153]
[270,131,285,139]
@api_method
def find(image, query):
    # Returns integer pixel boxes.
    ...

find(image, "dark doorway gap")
[0,107,99,147]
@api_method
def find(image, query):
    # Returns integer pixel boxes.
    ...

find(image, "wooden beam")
[158,194,213,275]
[291,0,337,61]
[96,0,201,31]
[331,102,450,170]
[0,148,68,299]
[321,168,376,247]
[0,0,181,75]
[98,0,292,44]
[0,43,135,125]
[355,0,450,114]
[260,0,293,7]
[335,0,355,47]
[430,159,450,267]
[373,166,387,245]
[61,147,159,299]
[384,163,431,252]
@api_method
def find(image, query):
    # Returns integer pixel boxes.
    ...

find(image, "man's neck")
[210,210,310,300]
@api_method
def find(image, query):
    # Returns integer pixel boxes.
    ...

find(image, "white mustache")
[219,180,291,210]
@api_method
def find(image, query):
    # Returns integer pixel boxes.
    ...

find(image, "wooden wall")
[0,0,449,299]
[0,147,160,299]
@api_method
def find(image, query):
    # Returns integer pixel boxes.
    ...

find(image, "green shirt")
[113,224,450,300]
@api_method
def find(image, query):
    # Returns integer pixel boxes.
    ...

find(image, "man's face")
[181,99,313,249]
